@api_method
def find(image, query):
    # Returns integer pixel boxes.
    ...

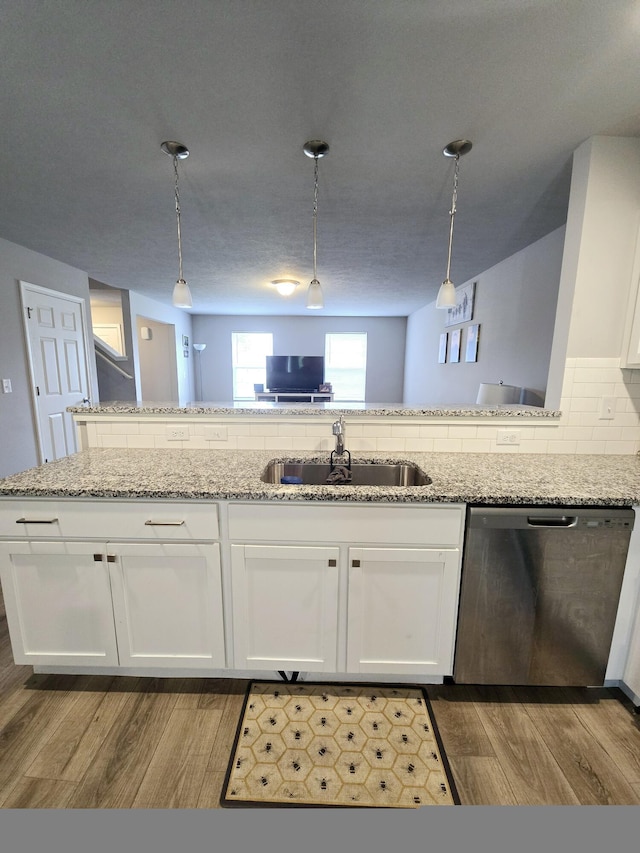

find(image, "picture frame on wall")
[438,332,448,363]
[182,334,189,347]
[465,323,480,362]
[444,280,476,327]
[449,328,461,363]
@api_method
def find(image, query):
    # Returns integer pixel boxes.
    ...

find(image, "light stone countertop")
[67,401,561,418]
[0,448,638,506]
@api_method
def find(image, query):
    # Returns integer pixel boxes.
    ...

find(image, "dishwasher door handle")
[526,515,578,527]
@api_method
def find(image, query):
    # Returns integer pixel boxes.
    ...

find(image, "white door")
[108,541,226,669]
[20,282,92,463]
[347,546,461,676]
[230,543,340,671]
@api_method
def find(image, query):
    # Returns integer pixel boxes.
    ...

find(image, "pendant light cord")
[312,156,319,281]
[444,154,460,283]
[173,155,184,282]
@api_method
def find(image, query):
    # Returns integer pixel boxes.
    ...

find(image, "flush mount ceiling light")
[271,279,300,297]
[303,139,329,309]
[436,139,472,309]
[161,140,192,309]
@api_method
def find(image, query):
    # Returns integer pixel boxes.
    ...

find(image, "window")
[324,333,367,402]
[231,332,273,400]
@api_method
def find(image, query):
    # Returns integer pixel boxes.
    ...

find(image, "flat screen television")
[266,355,324,393]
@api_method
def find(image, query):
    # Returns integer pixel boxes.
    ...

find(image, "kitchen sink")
[261,460,432,486]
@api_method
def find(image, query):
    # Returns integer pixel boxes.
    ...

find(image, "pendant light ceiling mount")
[436,138,472,309]
[303,139,329,310]
[303,140,330,159]
[161,140,192,309]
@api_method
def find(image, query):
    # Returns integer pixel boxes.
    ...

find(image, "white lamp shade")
[307,279,324,309]
[272,279,299,296]
[436,278,456,309]
[476,383,521,405]
[172,278,192,308]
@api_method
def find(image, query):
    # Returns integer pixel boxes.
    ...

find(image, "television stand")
[255,391,334,403]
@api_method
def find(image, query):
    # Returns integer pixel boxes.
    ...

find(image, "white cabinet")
[0,540,119,667]
[109,541,225,669]
[230,544,339,671]
[346,546,461,676]
[227,502,464,677]
[0,499,224,672]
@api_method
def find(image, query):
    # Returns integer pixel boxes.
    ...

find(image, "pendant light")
[161,140,192,309]
[436,139,472,309]
[303,140,329,309]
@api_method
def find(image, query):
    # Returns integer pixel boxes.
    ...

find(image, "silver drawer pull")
[16,518,59,524]
[144,520,186,526]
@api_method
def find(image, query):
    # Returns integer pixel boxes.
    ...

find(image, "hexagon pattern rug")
[221,681,458,808]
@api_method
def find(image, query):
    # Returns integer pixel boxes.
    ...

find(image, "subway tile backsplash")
[77,358,640,455]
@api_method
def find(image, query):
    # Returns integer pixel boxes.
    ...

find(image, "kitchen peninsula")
[0,399,638,707]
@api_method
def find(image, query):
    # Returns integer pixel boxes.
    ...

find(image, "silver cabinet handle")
[16,518,59,524]
[144,520,186,526]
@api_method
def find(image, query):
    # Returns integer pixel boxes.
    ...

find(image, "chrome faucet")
[332,415,346,455]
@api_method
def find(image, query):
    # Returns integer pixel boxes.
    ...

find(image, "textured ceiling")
[1,1,639,317]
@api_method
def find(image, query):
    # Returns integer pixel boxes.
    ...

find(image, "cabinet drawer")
[0,499,219,541]
[228,502,464,547]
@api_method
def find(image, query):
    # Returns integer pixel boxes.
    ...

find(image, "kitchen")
[1,4,640,847]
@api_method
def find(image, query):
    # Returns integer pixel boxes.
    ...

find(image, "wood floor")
[1,591,639,807]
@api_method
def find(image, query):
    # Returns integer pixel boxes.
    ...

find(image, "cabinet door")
[108,542,225,669]
[347,547,461,676]
[231,544,340,671]
[0,541,118,666]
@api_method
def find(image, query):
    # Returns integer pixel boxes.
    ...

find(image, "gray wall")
[0,236,97,477]
[403,227,565,406]
[191,315,407,402]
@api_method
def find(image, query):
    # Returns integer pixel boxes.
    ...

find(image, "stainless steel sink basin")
[262,460,432,486]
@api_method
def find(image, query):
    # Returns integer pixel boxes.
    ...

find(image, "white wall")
[0,236,98,477]
[404,227,564,406]
[547,136,640,408]
[191,315,407,402]
[127,291,194,404]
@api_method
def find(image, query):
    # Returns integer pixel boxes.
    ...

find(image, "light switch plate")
[205,425,228,441]
[1,379,11,394]
[599,397,616,420]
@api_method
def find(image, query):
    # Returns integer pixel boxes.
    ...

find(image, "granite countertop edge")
[1,449,638,507]
[67,402,561,419]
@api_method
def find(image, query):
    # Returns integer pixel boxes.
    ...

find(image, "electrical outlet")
[1,379,12,394]
[165,426,189,441]
[497,430,521,445]
[205,425,228,441]
[599,396,616,420]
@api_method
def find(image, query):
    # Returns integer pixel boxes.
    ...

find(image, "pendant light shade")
[303,139,329,310]
[161,140,193,309]
[306,278,324,309]
[172,279,192,308]
[436,139,472,309]
[436,278,456,309]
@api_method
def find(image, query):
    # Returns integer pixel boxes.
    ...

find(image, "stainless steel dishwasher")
[453,505,635,686]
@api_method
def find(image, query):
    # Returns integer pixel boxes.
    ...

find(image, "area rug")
[221,681,459,808]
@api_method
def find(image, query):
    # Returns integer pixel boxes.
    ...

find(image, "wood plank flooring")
[0,589,639,807]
